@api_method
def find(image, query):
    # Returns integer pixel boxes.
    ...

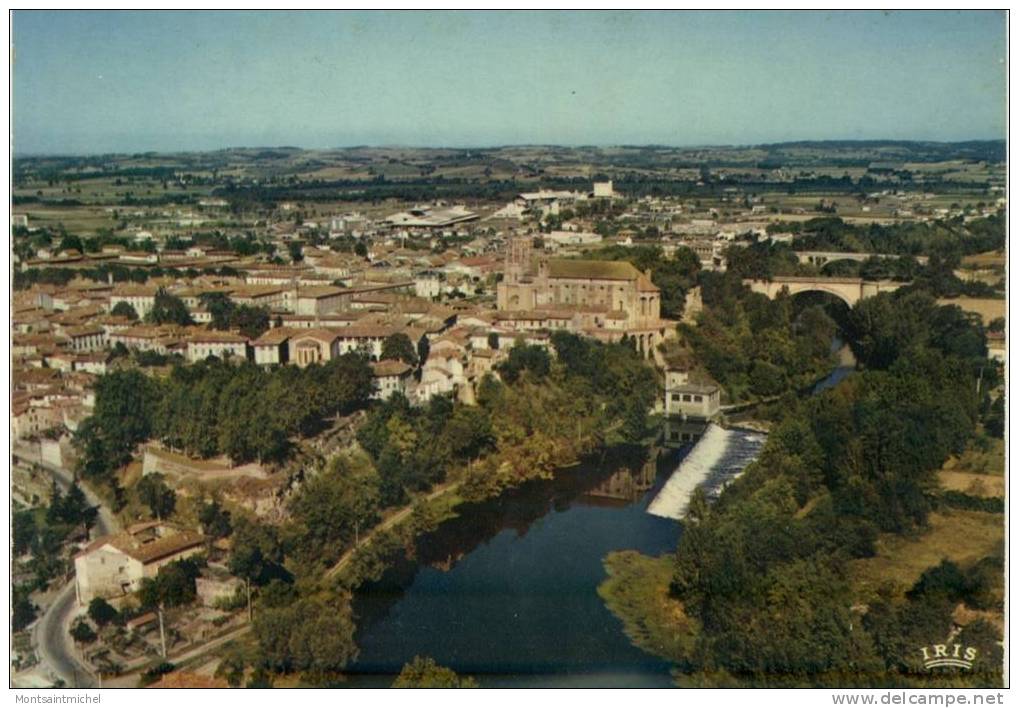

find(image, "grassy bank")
[597,551,697,666]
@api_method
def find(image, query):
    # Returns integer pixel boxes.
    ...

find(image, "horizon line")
[12,137,1007,160]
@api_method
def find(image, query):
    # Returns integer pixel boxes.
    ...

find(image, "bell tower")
[505,235,533,284]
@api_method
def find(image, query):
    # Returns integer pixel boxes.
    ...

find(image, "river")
[813,339,857,394]
[346,342,857,688]
[347,447,684,687]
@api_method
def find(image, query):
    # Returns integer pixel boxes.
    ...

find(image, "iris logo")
[919,643,977,670]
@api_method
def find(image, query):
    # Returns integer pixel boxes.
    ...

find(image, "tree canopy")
[393,656,479,688]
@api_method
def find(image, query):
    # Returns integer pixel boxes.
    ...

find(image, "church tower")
[504,235,533,284]
[498,235,536,311]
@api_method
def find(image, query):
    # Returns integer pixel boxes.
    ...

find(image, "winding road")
[27,458,119,688]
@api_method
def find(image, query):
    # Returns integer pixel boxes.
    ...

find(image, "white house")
[664,367,721,420]
[186,332,250,362]
[251,327,293,365]
[74,522,205,603]
[109,285,159,320]
[370,359,414,400]
[64,326,107,352]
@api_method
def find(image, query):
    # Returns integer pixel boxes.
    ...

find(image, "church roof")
[548,259,639,280]
[547,259,658,293]
[636,273,659,292]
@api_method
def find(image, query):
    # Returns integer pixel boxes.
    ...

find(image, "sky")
[11,10,1008,155]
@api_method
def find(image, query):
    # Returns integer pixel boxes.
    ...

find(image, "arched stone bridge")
[744,276,906,307]
[794,251,929,268]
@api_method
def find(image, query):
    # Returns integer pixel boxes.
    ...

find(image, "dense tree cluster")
[75,369,162,486]
[199,292,270,339]
[252,594,358,678]
[110,301,139,321]
[392,656,479,688]
[791,213,1005,259]
[13,263,242,290]
[380,332,419,366]
[287,453,385,566]
[12,486,93,614]
[356,395,495,507]
[74,357,375,484]
[138,558,203,609]
[670,290,999,685]
[681,272,838,401]
[845,291,988,370]
[146,289,193,326]
[726,215,1004,299]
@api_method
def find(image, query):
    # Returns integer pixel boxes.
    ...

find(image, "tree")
[287,242,304,263]
[417,335,430,366]
[111,301,139,321]
[87,597,120,627]
[136,474,176,520]
[354,242,368,258]
[70,618,97,644]
[199,292,235,330]
[487,332,500,350]
[138,558,201,608]
[246,668,274,688]
[146,288,193,326]
[749,361,787,397]
[58,234,85,254]
[231,305,270,339]
[985,395,1005,438]
[198,499,232,539]
[497,343,551,384]
[13,510,36,556]
[12,586,37,631]
[63,483,98,534]
[441,407,495,461]
[380,333,418,366]
[289,455,381,562]
[253,596,358,675]
[393,656,479,688]
[229,516,285,586]
[200,293,269,339]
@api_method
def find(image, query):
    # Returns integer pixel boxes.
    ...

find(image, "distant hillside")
[757,139,1005,164]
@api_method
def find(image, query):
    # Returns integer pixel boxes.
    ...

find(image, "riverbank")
[597,551,696,666]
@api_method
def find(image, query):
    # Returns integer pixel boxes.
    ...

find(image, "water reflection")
[580,455,658,507]
[348,445,684,687]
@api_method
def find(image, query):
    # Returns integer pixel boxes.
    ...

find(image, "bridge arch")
[744,277,906,307]
[777,283,856,307]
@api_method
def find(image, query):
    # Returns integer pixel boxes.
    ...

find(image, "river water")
[346,344,857,688]
[347,448,684,687]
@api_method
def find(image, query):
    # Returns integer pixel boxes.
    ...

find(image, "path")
[325,479,462,580]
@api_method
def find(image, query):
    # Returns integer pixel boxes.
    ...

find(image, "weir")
[647,423,768,521]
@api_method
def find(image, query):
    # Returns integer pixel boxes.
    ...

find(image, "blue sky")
[11,10,1007,154]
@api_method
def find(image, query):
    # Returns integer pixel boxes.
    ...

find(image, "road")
[33,580,95,687]
[29,459,119,688]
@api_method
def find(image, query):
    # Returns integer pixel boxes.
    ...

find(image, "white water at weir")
[647,423,768,521]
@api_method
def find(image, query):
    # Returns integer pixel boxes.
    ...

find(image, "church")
[495,236,670,359]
